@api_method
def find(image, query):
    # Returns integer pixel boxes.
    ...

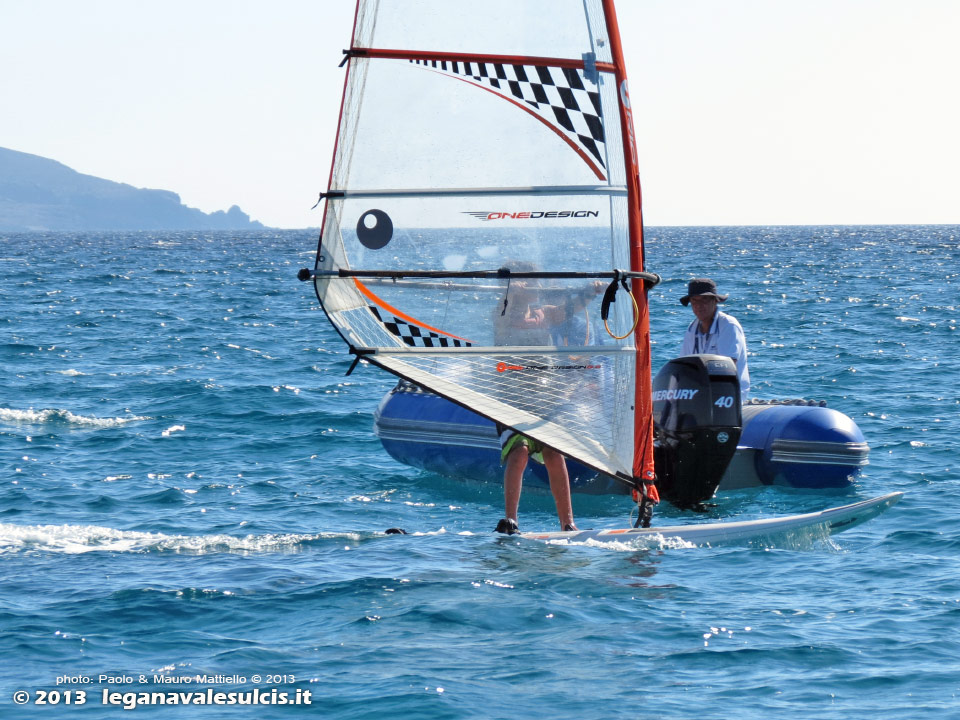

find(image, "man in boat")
[491,269,604,535]
[680,278,750,397]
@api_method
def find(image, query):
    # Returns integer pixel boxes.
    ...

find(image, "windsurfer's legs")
[497,429,577,532]
[543,447,576,530]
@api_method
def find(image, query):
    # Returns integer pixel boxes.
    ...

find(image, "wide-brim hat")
[680,278,729,306]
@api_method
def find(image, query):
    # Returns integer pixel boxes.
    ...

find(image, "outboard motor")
[653,354,742,509]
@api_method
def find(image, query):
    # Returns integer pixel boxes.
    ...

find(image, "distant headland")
[0,147,265,231]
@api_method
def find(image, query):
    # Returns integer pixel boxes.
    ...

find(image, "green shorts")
[499,429,544,465]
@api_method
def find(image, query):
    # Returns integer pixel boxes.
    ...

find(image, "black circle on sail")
[356,209,393,250]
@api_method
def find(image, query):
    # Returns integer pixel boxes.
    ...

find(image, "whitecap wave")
[0,523,166,554]
[410,527,447,537]
[0,407,149,428]
[0,522,362,555]
[543,534,696,551]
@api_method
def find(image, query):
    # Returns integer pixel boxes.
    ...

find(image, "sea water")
[0,227,957,719]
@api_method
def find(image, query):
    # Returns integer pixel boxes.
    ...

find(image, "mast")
[600,0,657,491]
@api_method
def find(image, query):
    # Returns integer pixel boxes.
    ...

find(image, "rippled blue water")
[1,227,957,719]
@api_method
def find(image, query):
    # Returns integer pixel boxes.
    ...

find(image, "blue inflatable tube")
[733,402,870,489]
[373,382,869,495]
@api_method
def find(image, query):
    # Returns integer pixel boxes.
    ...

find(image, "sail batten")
[326,185,629,199]
[358,344,635,356]
[346,47,618,74]
[312,0,655,490]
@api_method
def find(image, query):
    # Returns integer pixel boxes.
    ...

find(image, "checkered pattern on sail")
[368,306,472,348]
[411,59,605,173]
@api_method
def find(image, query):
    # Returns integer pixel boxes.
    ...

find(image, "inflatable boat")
[373,355,870,508]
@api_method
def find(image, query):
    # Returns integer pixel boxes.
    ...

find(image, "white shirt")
[681,310,750,397]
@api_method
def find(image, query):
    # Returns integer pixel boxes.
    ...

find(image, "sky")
[1,0,958,228]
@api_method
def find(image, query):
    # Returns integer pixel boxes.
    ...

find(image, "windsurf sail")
[303,0,659,497]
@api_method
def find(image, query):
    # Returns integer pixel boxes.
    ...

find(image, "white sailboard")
[520,492,903,546]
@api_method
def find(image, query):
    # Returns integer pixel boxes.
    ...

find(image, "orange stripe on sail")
[353,278,474,344]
